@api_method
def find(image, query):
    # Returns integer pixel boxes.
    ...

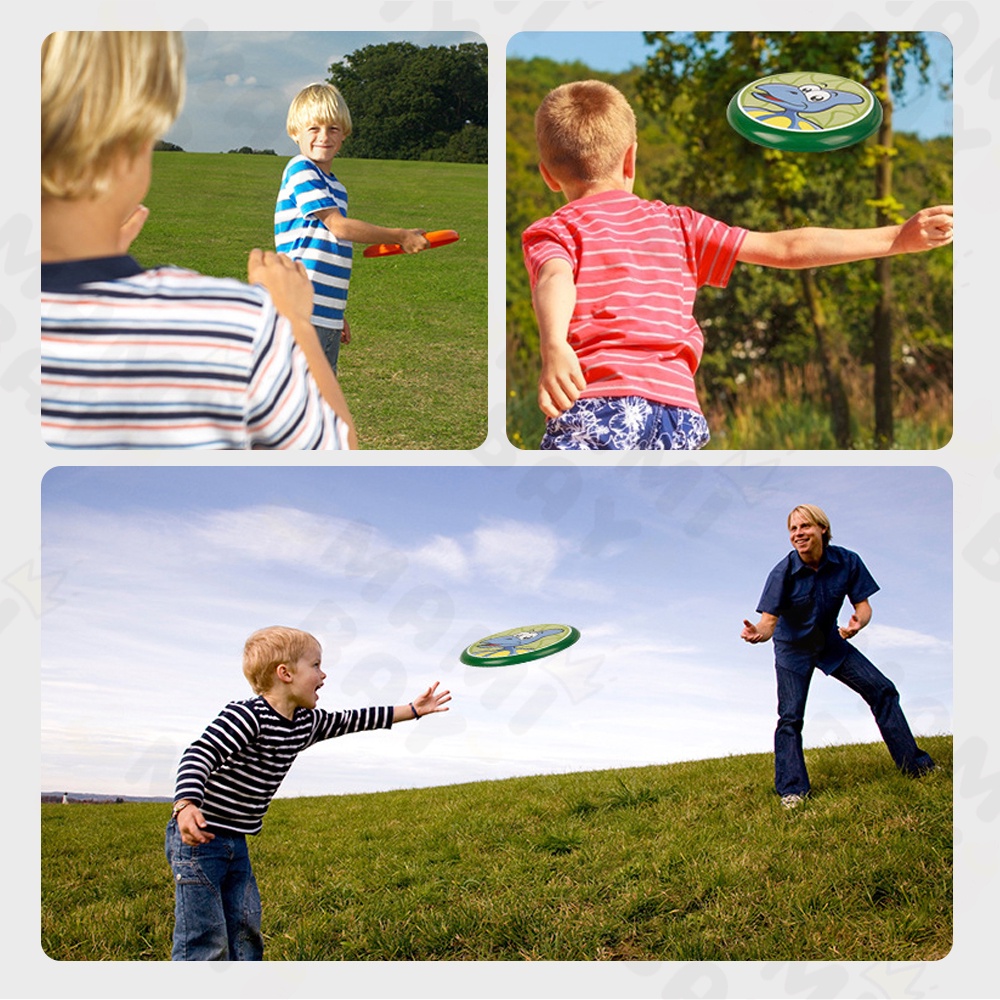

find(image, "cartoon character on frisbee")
[460,624,581,666]
[745,81,864,131]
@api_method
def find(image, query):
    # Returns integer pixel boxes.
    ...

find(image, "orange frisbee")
[362,229,459,258]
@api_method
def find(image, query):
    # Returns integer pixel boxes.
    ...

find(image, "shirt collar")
[790,544,841,575]
[41,255,145,292]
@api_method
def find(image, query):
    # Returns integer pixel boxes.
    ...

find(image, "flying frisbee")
[727,72,882,152]
[362,229,459,258]
[460,623,581,667]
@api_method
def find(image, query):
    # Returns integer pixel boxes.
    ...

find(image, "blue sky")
[167,31,483,153]
[506,31,954,140]
[41,465,952,801]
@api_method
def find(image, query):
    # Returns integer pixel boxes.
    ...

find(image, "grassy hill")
[130,152,487,450]
[41,736,951,961]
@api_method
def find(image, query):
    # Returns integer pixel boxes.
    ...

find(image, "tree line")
[156,41,488,164]
[328,40,487,163]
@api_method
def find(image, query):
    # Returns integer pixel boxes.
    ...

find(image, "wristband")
[172,801,194,818]
[410,701,420,720]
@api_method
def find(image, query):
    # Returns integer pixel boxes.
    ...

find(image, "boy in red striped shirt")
[522,80,953,450]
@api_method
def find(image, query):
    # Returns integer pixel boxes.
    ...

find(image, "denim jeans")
[164,818,263,961]
[315,325,341,375]
[774,646,935,797]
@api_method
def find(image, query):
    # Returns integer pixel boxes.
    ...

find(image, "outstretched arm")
[741,613,779,644]
[839,598,872,639]
[394,681,451,722]
[314,208,429,253]
[737,205,953,270]
[533,257,586,418]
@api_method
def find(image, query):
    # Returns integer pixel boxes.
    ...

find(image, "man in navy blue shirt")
[741,504,935,808]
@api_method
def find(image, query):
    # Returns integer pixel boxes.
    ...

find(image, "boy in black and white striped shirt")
[166,625,449,960]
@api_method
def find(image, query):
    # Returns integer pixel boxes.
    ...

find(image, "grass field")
[41,736,951,961]
[131,152,487,450]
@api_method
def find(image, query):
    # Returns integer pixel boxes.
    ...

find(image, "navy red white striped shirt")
[523,191,747,411]
[174,697,394,835]
[41,256,348,450]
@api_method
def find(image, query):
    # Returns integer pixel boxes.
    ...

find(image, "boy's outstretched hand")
[404,681,451,721]
[891,205,953,255]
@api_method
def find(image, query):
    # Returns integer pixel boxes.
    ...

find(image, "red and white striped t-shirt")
[41,257,349,450]
[523,190,747,411]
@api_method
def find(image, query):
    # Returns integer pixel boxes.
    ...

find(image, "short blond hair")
[535,80,637,184]
[41,31,185,200]
[242,626,320,695]
[286,83,353,139]
[788,504,832,544]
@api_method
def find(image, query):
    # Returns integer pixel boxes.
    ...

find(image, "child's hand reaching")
[891,205,953,255]
[539,340,586,418]
[407,682,451,720]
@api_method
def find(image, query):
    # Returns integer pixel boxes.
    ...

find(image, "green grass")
[131,152,487,449]
[42,736,951,961]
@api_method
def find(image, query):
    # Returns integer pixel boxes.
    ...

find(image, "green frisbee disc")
[460,623,581,667]
[727,72,882,151]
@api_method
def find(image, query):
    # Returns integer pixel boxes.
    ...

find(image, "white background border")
[12,2,997,997]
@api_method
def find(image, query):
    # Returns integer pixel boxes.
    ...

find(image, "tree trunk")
[872,34,895,449]
[800,269,852,448]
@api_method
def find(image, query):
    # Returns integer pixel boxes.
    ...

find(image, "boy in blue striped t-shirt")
[274,83,430,373]
[166,625,450,960]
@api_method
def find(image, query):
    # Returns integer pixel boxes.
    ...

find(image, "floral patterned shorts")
[540,396,710,451]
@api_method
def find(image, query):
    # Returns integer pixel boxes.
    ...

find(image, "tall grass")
[508,356,952,451]
[704,362,953,451]
[131,152,487,450]
[42,737,951,961]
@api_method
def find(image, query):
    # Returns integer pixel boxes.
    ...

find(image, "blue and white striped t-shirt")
[175,696,394,835]
[274,156,353,330]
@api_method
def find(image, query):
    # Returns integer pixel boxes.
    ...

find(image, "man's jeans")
[775,647,935,797]
[165,817,263,960]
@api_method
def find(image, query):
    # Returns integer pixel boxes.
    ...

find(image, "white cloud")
[470,519,564,591]
[858,623,951,652]
[408,535,470,580]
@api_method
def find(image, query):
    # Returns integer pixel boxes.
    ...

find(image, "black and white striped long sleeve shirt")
[174,697,394,835]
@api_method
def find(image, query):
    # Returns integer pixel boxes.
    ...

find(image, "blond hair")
[788,504,832,544]
[286,83,353,139]
[242,626,319,695]
[41,31,185,200]
[535,80,637,184]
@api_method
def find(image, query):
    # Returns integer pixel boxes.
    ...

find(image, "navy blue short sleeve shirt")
[756,544,880,675]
